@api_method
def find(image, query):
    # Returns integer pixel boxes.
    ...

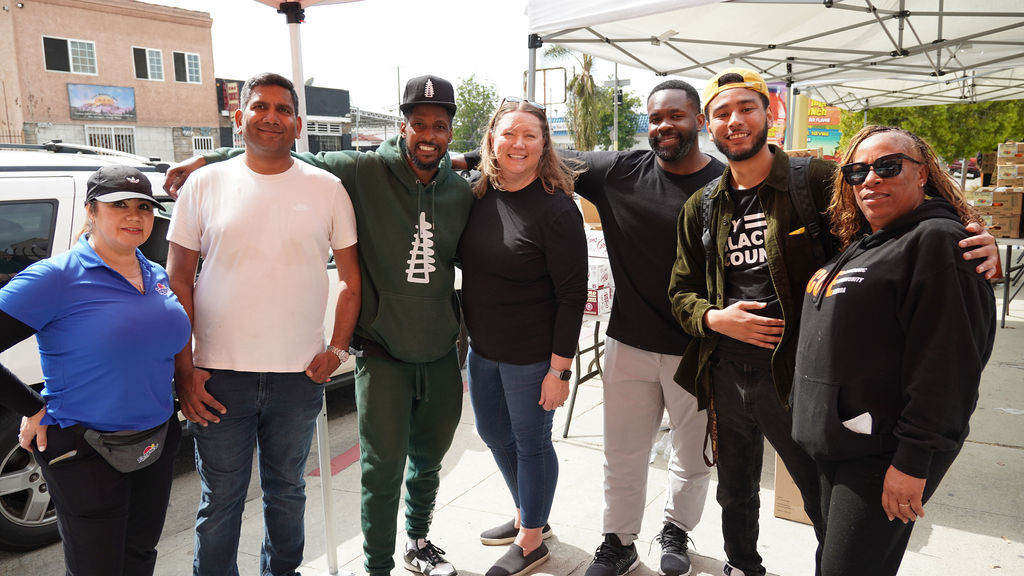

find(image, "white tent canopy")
[526,0,1024,110]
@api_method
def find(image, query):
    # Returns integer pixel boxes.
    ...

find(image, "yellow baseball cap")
[702,68,770,113]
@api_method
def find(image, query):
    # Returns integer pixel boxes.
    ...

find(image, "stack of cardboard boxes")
[971,142,1024,238]
[579,197,614,316]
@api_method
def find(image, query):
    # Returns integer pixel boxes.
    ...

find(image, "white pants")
[602,337,711,543]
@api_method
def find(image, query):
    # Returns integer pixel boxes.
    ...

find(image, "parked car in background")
[948,157,981,178]
[0,142,358,551]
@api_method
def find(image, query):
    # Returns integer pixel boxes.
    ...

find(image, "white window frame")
[132,46,163,81]
[192,136,214,155]
[173,51,202,84]
[42,36,97,75]
[84,125,136,155]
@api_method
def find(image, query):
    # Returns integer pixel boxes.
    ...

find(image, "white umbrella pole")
[287,18,310,154]
[315,395,338,574]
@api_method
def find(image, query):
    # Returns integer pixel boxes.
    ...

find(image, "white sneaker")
[405,539,457,576]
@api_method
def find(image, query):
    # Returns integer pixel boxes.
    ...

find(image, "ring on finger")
[898,503,910,508]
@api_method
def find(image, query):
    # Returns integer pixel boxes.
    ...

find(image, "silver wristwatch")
[327,344,350,364]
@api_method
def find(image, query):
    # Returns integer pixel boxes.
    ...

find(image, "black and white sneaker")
[583,534,640,576]
[722,562,746,576]
[404,539,457,576]
[656,522,693,576]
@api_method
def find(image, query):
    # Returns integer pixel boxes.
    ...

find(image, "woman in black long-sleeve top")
[459,98,588,576]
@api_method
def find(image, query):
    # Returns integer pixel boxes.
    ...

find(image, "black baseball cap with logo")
[85,165,160,206]
[400,75,457,116]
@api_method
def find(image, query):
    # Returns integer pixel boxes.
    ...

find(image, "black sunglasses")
[501,96,547,114]
[840,153,923,186]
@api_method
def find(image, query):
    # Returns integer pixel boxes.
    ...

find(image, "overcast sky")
[143,0,671,115]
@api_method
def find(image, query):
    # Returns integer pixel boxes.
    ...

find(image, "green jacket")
[205,138,472,364]
[668,146,836,410]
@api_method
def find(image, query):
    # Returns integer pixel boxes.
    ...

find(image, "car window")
[0,201,57,287]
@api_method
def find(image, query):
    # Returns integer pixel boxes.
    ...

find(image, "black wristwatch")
[548,367,572,381]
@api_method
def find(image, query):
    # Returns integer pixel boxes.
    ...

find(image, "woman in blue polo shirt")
[0,165,190,576]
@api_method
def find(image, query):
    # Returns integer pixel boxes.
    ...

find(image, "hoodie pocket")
[371,290,459,363]
[792,374,892,461]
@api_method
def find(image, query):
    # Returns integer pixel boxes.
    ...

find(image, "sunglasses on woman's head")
[501,96,547,114]
[840,153,923,186]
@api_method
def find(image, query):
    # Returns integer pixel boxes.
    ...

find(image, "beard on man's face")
[713,118,770,162]
[649,129,696,163]
[400,136,443,171]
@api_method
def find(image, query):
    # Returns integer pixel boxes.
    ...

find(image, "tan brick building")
[0,0,219,162]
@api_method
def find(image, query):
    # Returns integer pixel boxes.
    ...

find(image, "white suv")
[0,142,355,550]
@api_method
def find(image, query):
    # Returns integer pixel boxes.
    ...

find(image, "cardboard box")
[981,152,998,173]
[997,142,1024,158]
[585,286,613,315]
[982,213,1023,238]
[774,454,812,525]
[997,164,1023,180]
[586,229,609,259]
[587,257,614,289]
[996,178,1024,188]
[973,188,1023,215]
[580,198,602,228]
[784,147,823,159]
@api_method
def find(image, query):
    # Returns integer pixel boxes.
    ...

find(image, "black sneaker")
[583,534,640,576]
[404,539,458,576]
[722,563,747,576]
[656,522,692,576]
[480,519,553,546]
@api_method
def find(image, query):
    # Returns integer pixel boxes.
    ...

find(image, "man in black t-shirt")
[568,82,724,576]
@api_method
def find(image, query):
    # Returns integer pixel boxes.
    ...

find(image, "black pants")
[711,355,824,576]
[817,449,959,576]
[35,418,180,576]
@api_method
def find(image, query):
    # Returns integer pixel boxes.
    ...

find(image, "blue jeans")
[467,348,557,528]
[189,370,324,576]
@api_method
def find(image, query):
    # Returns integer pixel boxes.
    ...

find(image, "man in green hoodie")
[164,75,472,576]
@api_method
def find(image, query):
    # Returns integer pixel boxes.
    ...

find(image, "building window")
[133,47,163,81]
[43,36,97,74]
[192,136,214,155]
[173,51,201,84]
[85,125,136,154]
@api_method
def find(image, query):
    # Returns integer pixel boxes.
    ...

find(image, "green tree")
[839,99,1024,161]
[452,75,499,153]
[594,85,643,151]
[545,46,599,151]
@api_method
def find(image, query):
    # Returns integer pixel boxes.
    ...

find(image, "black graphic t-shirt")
[715,182,781,362]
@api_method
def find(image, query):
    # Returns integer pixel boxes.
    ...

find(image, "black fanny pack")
[72,420,169,473]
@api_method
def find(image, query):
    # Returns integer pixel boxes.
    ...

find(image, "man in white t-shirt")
[167,72,360,576]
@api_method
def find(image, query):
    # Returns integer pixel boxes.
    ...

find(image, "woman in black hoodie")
[791,125,995,576]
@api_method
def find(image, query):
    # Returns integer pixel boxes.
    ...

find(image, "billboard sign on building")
[68,84,137,121]
[767,82,787,147]
[806,98,842,161]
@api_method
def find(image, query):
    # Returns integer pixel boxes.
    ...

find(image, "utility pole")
[602,69,630,151]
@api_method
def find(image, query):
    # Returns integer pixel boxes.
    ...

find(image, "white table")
[997,237,1024,328]
[562,312,610,438]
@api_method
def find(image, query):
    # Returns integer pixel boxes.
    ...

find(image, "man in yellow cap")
[666,68,998,576]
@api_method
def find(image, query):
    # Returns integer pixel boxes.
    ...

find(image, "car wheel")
[0,410,60,551]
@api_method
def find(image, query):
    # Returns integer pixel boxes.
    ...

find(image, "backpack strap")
[700,175,723,269]
[787,156,833,266]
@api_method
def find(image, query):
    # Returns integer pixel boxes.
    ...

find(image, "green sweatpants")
[355,348,463,575]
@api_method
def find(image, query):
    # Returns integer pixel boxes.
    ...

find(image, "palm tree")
[545,46,599,151]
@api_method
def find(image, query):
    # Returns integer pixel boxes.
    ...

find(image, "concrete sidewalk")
[151,294,1024,576]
